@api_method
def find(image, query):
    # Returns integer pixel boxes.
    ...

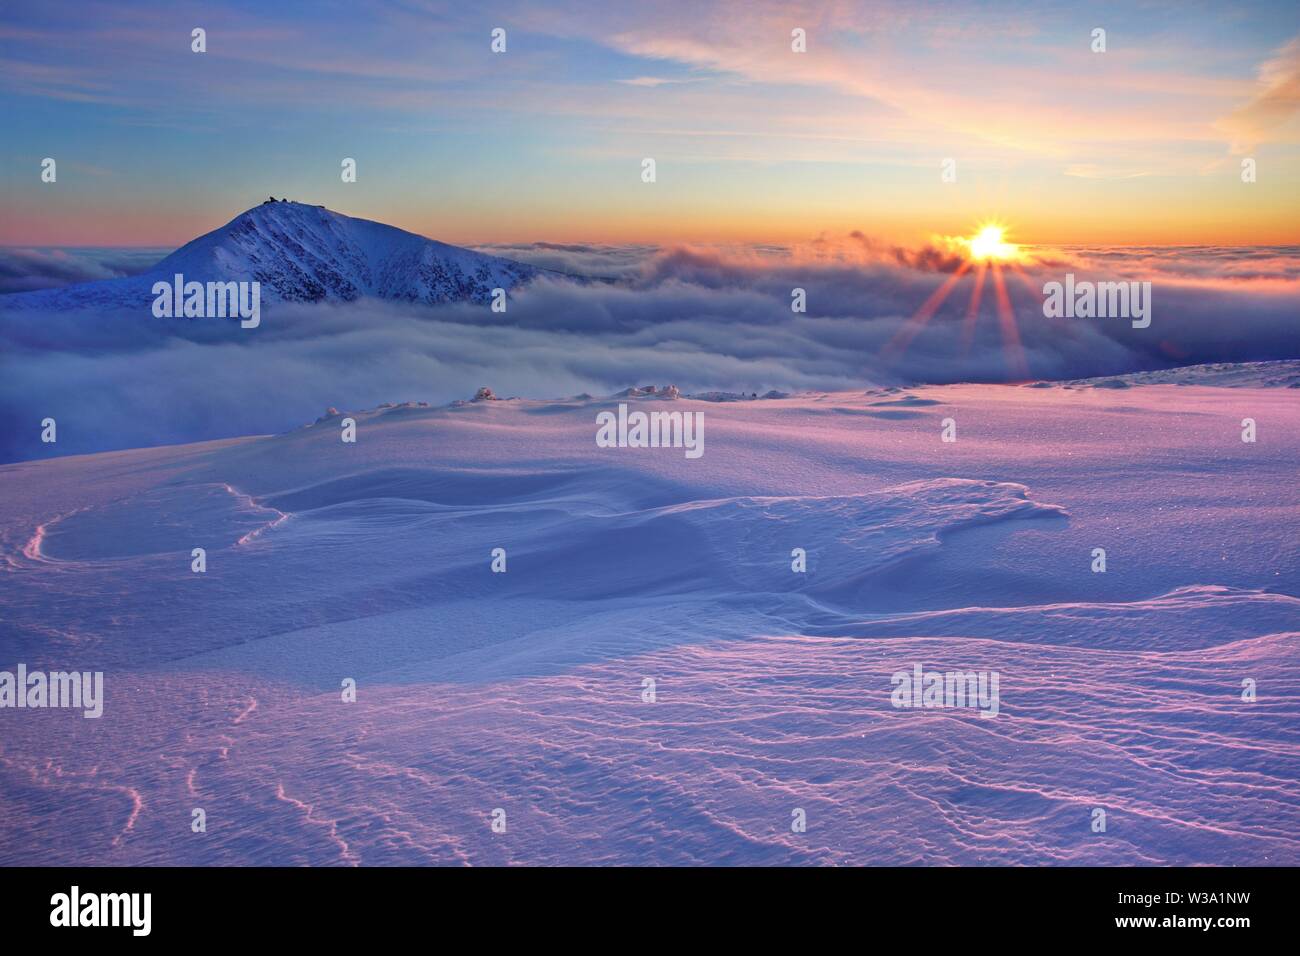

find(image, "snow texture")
[1,371,1296,865]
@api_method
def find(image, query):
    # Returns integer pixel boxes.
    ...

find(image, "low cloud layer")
[0,247,164,294]
[2,238,1297,461]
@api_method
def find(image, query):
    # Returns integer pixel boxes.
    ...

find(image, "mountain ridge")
[1,200,551,311]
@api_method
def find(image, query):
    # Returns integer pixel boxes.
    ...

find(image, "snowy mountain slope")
[1,379,1297,865]
[0,201,547,311]
[1034,360,1300,390]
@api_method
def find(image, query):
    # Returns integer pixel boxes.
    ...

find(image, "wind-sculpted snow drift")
[0,376,1297,865]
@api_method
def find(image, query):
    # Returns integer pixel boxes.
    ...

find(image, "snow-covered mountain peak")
[2,200,544,311]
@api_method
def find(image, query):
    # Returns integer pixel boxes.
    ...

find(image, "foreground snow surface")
[1,379,1297,865]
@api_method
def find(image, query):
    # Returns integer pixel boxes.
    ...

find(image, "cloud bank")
[0,247,164,294]
[2,239,1297,461]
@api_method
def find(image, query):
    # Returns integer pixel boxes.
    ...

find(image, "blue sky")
[3,0,1297,245]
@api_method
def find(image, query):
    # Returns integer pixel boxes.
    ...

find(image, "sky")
[2,0,1298,247]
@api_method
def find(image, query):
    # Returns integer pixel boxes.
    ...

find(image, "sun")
[967,223,1020,261]
[887,219,1032,379]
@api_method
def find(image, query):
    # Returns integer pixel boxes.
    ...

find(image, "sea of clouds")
[1,238,1296,461]
[0,247,170,295]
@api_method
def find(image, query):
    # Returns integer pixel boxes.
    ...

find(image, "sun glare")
[968,224,1020,261]
[890,220,1031,380]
